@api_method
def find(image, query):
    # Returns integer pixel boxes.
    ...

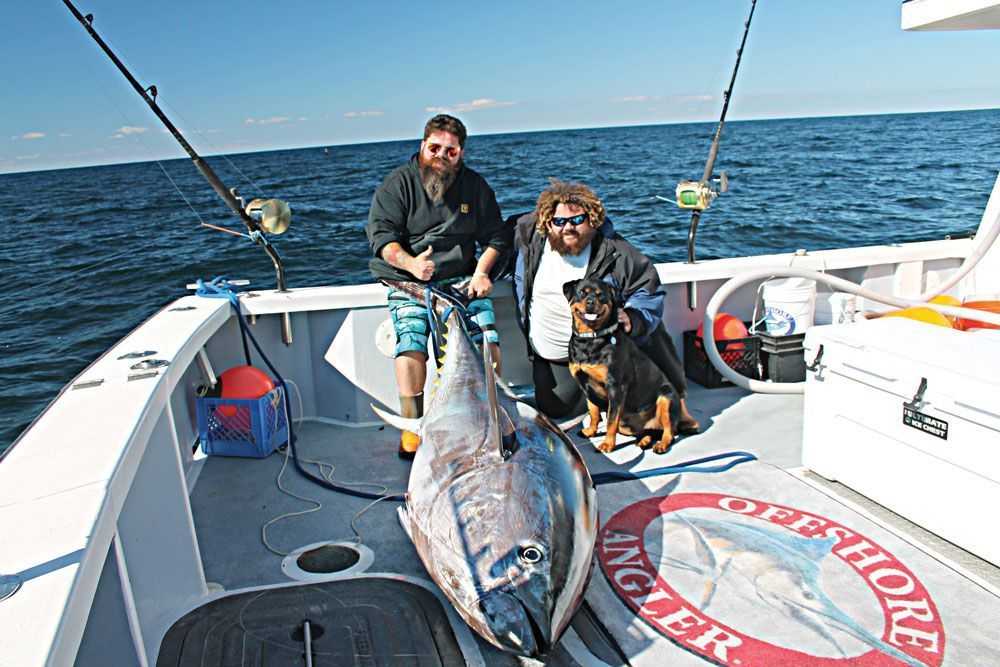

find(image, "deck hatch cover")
[156,578,465,666]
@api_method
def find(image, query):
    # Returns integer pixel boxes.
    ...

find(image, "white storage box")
[802,318,1000,565]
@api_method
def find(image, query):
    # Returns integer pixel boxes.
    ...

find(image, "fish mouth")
[477,591,551,657]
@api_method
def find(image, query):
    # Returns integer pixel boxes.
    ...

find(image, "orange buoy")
[883,307,953,328]
[697,313,750,371]
[697,313,749,350]
[217,366,275,421]
[956,300,1000,331]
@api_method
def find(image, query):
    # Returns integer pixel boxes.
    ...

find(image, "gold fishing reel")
[676,172,729,211]
[245,198,292,234]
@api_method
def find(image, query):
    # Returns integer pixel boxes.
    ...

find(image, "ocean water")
[2,108,999,451]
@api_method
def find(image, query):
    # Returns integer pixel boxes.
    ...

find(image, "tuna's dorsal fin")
[482,338,517,459]
[370,403,421,433]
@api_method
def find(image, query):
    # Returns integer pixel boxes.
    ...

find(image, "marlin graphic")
[659,513,926,666]
[373,281,598,658]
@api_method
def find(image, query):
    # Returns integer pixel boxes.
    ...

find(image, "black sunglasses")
[551,213,588,227]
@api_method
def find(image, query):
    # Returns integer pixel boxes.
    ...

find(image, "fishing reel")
[230,188,292,235]
[245,198,292,235]
[676,172,729,211]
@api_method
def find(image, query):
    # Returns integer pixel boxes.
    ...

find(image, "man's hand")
[617,309,632,333]
[467,272,493,298]
[408,246,435,281]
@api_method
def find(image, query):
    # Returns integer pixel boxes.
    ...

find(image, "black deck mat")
[156,578,466,666]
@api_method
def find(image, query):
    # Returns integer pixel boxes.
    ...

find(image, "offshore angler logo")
[599,493,944,666]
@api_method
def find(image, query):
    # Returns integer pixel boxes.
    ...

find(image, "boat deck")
[185,383,1000,666]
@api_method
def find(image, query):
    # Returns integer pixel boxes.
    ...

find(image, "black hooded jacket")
[366,155,511,282]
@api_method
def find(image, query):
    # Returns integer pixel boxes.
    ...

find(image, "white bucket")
[814,291,857,325]
[762,278,817,336]
[828,292,856,324]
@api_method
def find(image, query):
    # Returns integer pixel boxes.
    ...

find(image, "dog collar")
[573,322,619,339]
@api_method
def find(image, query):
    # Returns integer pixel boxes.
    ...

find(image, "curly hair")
[534,179,605,234]
[423,114,467,147]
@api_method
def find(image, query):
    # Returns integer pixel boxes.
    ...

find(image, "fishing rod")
[676,0,757,310]
[62,0,295,344]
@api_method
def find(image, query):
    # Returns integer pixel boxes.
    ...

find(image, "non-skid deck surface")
[156,578,465,666]
[189,385,999,665]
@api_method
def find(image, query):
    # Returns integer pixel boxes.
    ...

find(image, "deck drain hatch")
[281,541,373,582]
[299,544,358,573]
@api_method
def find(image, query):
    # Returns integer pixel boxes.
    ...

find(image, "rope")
[591,451,757,486]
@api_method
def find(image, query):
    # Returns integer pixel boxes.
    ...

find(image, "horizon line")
[2,104,998,177]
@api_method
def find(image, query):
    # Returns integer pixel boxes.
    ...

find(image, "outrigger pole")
[62,0,294,344]
[678,0,757,310]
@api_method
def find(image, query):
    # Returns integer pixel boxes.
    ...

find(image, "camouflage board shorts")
[386,278,499,357]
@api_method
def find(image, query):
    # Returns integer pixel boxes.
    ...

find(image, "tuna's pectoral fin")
[371,403,421,433]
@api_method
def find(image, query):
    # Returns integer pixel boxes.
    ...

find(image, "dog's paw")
[597,440,616,454]
[652,435,674,455]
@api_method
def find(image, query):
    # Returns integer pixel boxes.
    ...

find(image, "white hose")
[702,267,1000,395]
[918,185,1000,300]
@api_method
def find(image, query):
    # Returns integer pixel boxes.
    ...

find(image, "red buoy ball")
[216,365,274,422]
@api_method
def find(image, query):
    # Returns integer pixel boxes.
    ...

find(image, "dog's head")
[563,278,618,335]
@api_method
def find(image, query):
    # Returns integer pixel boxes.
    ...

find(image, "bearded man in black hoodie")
[366,114,511,458]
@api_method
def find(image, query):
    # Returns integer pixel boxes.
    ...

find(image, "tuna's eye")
[518,545,544,564]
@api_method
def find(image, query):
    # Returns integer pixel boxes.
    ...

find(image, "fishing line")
[74,27,215,231]
[156,95,269,199]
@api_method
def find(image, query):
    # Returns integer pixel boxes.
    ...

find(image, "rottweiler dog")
[564,278,680,454]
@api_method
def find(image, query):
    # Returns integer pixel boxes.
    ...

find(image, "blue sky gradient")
[2,1,998,173]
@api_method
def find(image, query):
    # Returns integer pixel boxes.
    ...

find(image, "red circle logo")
[599,493,944,666]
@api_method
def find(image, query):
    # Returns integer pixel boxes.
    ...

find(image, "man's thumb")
[418,246,433,258]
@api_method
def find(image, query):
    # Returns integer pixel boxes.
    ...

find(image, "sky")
[2,1,999,174]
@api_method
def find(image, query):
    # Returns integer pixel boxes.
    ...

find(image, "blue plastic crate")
[196,386,288,458]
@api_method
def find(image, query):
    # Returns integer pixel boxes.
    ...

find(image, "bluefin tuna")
[373,282,598,657]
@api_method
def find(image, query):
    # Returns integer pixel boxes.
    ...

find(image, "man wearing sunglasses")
[512,180,699,432]
[366,114,511,458]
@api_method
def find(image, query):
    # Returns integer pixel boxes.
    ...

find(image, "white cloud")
[425,98,516,114]
[679,95,714,104]
[58,133,72,138]
[298,117,308,122]
[16,154,40,160]
[344,110,384,118]
[615,94,715,105]
[116,126,147,135]
[244,116,291,126]
[22,132,46,140]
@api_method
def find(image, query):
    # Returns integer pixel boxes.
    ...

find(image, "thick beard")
[418,155,460,204]
[547,227,587,256]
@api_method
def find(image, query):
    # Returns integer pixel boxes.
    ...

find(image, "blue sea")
[2,108,999,451]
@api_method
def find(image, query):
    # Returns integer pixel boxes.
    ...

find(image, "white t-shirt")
[529,240,591,362]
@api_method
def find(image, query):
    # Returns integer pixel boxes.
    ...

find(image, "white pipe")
[917,210,1000,300]
[702,267,1000,395]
